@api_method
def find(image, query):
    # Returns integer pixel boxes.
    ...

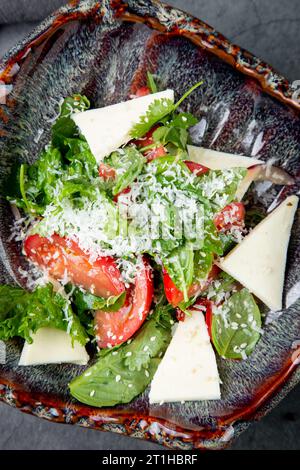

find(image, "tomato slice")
[134,86,150,98]
[133,127,157,148]
[175,308,186,322]
[24,234,125,298]
[113,186,131,203]
[145,146,167,161]
[95,257,154,348]
[214,202,245,231]
[184,160,209,176]
[98,163,116,181]
[163,264,220,307]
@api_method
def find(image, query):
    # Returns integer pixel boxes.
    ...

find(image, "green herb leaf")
[147,72,158,94]
[69,305,173,407]
[52,95,90,153]
[0,284,88,346]
[105,147,146,196]
[193,250,214,283]
[162,244,194,302]
[72,289,126,314]
[196,168,247,209]
[211,288,262,359]
[130,98,174,139]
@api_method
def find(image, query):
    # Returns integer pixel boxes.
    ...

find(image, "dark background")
[0,0,299,450]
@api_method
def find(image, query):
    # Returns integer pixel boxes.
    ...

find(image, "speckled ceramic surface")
[0,0,299,450]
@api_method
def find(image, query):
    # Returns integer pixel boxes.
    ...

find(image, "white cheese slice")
[72,90,174,163]
[235,166,262,201]
[187,145,262,169]
[18,327,89,366]
[218,195,298,311]
[149,310,221,404]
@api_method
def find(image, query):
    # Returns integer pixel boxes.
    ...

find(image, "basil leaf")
[69,305,173,407]
[0,284,88,346]
[211,288,262,359]
[72,289,126,314]
[162,244,194,302]
[193,250,213,283]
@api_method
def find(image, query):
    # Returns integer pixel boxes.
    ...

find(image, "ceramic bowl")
[0,0,299,450]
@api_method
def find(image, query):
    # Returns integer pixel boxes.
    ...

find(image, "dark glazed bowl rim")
[0,0,299,450]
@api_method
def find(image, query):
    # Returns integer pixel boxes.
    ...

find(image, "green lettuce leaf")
[0,284,88,345]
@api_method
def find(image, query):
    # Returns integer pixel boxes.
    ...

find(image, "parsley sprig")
[129,81,203,139]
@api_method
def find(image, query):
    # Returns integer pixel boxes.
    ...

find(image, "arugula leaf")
[130,98,174,139]
[211,288,262,359]
[162,244,194,302]
[0,284,88,345]
[52,95,90,153]
[196,168,247,209]
[69,305,174,407]
[72,289,126,314]
[147,72,158,94]
[105,147,146,196]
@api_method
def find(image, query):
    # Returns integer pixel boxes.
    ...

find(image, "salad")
[0,73,298,406]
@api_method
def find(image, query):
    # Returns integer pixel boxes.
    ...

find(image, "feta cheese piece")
[218,196,299,311]
[73,90,174,163]
[19,327,89,366]
[187,145,262,169]
[149,310,221,404]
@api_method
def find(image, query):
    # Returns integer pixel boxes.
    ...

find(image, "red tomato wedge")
[214,202,245,231]
[145,146,167,161]
[163,264,220,307]
[24,234,125,298]
[98,163,116,181]
[95,257,154,348]
[134,86,150,98]
[184,160,209,176]
[113,186,131,203]
[133,125,166,161]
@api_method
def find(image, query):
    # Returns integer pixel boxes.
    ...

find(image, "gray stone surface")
[0,0,299,451]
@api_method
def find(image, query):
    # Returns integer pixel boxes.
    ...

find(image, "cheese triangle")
[219,196,298,311]
[187,145,262,169]
[149,310,220,404]
[19,327,89,366]
[73,90,174,163]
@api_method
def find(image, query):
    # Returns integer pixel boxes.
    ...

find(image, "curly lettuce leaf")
[0,284,88,346]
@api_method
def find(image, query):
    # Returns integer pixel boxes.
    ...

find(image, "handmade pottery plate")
[0,0,299,450]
